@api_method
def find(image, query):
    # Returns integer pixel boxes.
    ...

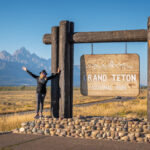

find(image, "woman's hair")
[39,70,47,75]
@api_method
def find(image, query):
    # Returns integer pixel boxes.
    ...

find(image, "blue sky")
[0,0,149,85]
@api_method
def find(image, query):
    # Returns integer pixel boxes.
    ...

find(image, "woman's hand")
[57,68,61,73]
[22,66,27,72]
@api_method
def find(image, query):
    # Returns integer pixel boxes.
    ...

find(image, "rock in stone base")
[128,133,135,141]
[145,134,150,139]
[13,129,19,133]
[136,137,144,143]
[15,116,150,143]
[120,136,129,141]
[19,127,25,133]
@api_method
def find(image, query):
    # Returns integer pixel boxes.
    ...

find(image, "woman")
[22,66,60,119]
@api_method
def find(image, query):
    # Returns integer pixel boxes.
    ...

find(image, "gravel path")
[75,97,135,107]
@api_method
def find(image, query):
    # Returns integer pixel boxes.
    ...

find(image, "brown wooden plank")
[59,20,71,118]
[43,29,147,44]
[69,22,74,118]
[147,17,150,122]
[43,34,52,44]
[80,54,140,96]
[51,26,59,118]
[72,29,147,43]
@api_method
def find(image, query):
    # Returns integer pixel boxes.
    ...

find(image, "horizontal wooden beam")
[43,34,52,44]
[72,29,147,43]
[43,29,147,44]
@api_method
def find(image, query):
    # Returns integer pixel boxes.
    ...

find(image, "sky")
[0,0,149,85]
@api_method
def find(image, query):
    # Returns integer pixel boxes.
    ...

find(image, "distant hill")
[0,47,80,86]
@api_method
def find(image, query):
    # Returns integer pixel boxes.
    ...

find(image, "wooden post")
[147,17,150,122]
[51,26,59,118]
[59,20,72,118]
[69,22,74,117]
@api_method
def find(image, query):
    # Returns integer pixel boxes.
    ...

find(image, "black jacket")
[26,69,59,94]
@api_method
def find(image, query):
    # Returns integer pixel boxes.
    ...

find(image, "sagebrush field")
[0,86,113,114]
[0,86,147,131]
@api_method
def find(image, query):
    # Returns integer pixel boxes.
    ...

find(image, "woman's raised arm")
[47,68,61,80]
[22,66,38,79]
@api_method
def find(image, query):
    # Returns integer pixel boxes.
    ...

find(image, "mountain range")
[0,47,80,86]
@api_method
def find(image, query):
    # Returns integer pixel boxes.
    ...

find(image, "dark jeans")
[36,93,46,114]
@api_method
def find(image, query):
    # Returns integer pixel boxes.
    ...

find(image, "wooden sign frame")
[43,17,150,122]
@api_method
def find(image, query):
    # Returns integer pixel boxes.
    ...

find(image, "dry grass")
[0,87,147,132]
[0,112,50,132]
[0,87,113,114]
[74,98,147,118]
[0,114,35,132]
[0,90,51,114]
[74,88,147,119]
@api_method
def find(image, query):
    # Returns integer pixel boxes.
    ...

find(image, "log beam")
[69,22,74,118]
[59,21,72,118]
[43,29,147,44]
[147,17,150,122]
[51,26,59,118]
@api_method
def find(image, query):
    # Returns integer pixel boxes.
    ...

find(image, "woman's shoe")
[34,114,39,119]
[40,114,44,118]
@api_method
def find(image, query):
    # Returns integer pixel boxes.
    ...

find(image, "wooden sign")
[80,54,140,96]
